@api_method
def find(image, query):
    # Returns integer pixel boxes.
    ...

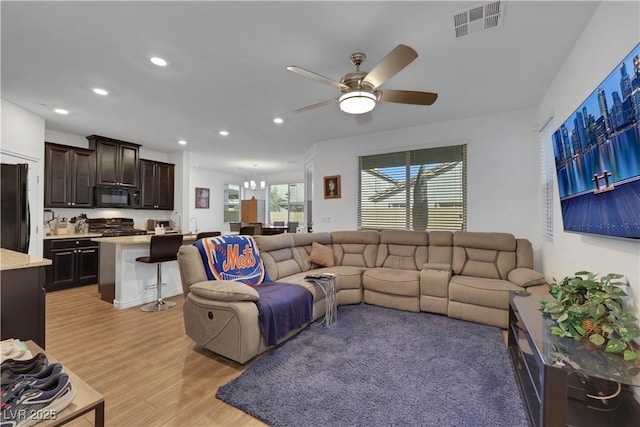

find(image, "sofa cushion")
[292,233,333,271]
[331,231,379,268]
[448,275,521,310]
[310,242,335,267]
[190,280,259,301]
[376,230,429,270]
[452,232,517,279]
[507,268,546,287]
[363,268,420,297]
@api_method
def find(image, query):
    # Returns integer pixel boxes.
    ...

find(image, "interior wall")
[188,164,244,234]
[1,99,45,256]
[310,107,542,263]
[537,1,640,309]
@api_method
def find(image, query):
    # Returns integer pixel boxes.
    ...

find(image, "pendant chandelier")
[244,164,265,190]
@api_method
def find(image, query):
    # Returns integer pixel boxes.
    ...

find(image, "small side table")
[306,273,337,326]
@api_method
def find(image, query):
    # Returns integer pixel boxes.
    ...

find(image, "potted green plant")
[540,271,639,361]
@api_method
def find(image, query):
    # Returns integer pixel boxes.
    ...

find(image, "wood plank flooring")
[45,285,265,427]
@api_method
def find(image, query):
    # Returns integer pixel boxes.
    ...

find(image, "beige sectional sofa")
[177,230,545,364]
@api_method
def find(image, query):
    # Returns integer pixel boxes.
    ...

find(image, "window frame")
[223,183,241,223]
[357,144,467,231]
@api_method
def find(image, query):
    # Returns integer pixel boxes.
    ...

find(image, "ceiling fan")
[286,44,438,115]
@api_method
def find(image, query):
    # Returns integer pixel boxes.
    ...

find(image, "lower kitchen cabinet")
[44,238,99,291]
[1,265,46,349]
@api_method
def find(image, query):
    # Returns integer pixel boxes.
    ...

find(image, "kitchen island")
[91,234,197,309]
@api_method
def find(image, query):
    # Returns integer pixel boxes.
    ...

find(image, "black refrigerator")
[1,163,31,253]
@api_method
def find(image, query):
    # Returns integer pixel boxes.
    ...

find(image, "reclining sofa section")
[177,230,545,364]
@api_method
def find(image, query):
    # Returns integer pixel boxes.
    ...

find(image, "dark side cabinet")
[44,143,95,208]
[139,159,174,210]
[1,266,46,348]
[87,135,140,188]
[44,238,99,291]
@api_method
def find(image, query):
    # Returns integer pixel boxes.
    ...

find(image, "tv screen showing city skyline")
[551,43,640,239]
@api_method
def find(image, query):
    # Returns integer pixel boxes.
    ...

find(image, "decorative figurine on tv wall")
[324,175,341,199]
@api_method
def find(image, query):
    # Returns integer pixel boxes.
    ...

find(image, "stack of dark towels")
[1,340,76,426]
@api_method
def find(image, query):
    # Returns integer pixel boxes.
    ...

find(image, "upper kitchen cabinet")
[139,159,174,210]
[44,143,95,208]
[87,135,140,188]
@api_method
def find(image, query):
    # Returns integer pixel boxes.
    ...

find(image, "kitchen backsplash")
[44,208,172,232]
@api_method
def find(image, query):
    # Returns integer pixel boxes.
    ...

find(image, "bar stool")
[196,231,221,240]
[136,234,184,312]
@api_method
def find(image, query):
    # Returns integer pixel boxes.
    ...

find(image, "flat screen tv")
[551,43,640,240]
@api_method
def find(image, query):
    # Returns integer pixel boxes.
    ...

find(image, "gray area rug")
[216,304,528,427]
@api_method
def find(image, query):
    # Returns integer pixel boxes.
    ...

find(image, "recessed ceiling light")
[219,130,230,136]
[54,108,69,115]
[150,56,168,67]
[178,140,187,145]
[273,117,284,124]
[92,88,109,96]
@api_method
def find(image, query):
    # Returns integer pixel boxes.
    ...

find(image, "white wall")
[1,100,46,256]
[538,1,640,308]
[188,164,245,234]
[310,107,542,261]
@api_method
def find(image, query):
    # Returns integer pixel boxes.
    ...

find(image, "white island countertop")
[0,248,52,271]
[91,233,198,309]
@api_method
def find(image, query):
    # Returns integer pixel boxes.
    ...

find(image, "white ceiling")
[1,1,599,175]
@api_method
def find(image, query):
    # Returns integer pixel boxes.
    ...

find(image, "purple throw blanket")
[255,282,313,346]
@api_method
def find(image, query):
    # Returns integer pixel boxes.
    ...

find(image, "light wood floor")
[45,285,265,427]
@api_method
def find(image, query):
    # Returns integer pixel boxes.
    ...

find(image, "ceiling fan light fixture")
[339,91,376,115]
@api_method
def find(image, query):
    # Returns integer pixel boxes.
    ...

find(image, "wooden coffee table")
[25,341,105,427]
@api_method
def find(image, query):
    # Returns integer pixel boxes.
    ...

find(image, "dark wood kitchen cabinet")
[87,135,140,188]
[44,238,99,292]
[139,159,174,210]
[1,260,47,349]
[44,142,95,208]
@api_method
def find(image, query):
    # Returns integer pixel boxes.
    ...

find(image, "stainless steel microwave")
[94,186,135,208]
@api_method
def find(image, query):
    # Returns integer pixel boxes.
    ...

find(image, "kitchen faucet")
[189,217,198,234]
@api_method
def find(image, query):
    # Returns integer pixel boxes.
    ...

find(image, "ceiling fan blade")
[292,97,339,113]
[286,66,349,90]
[377,90,438,106]
[363,44,418,89]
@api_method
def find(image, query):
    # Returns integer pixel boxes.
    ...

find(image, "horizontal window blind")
[358,144,467,231]
[540,118,554,241]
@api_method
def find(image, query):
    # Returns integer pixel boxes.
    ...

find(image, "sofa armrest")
[422,262,451,271]
[189,280,259,301]
[507,268,546,288]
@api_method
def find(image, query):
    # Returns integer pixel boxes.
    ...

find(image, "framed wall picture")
[323,175,341,199]
[195,187,210,209]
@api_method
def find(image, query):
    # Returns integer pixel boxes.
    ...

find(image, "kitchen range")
[87,218,148,237]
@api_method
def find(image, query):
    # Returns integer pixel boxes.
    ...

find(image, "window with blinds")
[358,144,467,231]
[540,118,555,241]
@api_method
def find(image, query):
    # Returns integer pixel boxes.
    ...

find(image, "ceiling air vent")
[453,1,504,38]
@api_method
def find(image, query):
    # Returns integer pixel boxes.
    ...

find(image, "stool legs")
[141,263,176,312]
